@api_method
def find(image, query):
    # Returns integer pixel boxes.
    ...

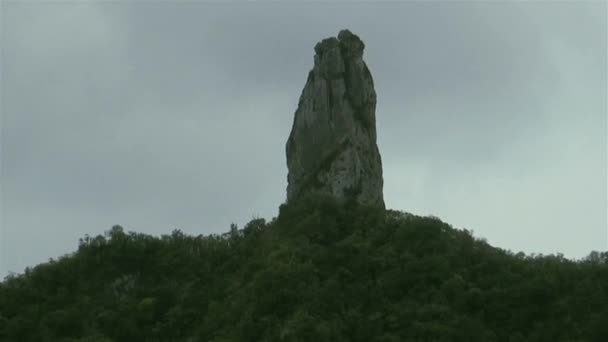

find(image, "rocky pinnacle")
[286,29,385,208]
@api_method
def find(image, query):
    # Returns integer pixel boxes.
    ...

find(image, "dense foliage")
[1,194,607,341]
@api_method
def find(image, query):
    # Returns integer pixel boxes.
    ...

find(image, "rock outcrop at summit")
[286,30,384,208]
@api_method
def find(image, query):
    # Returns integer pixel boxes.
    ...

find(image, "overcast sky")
[1,2,606,278]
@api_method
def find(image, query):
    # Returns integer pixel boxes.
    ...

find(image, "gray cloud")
[1,2,606,277]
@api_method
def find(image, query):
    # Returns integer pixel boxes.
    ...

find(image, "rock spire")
[286,29,384,208]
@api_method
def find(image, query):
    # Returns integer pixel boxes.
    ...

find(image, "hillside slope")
[1,195,607,341]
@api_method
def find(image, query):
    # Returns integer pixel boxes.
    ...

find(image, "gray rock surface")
[286,30,384,208]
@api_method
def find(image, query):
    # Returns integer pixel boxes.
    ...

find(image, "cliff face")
[286,30,384,208]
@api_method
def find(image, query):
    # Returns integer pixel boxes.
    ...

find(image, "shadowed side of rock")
[286,30,384,208]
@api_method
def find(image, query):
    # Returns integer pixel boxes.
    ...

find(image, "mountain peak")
[286,30,384,208]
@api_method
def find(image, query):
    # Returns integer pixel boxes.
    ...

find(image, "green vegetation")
[1,194,607,341]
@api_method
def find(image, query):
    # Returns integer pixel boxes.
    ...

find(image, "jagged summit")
[286,29,384,208]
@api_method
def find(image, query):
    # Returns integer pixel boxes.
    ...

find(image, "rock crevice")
[286,29,384,208]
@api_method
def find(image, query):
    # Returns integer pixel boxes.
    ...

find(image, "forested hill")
[1,195,607,341]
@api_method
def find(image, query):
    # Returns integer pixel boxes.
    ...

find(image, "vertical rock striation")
[286,30,384,208]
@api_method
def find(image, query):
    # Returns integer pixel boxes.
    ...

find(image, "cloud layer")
[1,2,606,276]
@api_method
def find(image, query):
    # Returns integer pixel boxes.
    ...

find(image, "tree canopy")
[1,194,607,341]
